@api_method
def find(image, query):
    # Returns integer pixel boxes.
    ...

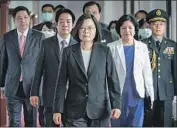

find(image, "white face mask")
[42,30,56,38]
[110,28,116,33]
[137,18,141,22]
[138,28,152,39]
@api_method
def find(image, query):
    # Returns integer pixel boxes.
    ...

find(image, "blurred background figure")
[138,18,152,40]
[108,20,119,41]
[33,4,55,31]
[40,21,56,38]
[54,4,65,13]
[135,10,148,21]
[82,1,113,44]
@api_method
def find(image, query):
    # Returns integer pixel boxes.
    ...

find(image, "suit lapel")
[53,35,77,62]
[52,35,60,61]
[69,36,77,46]
[117,40,126,72]
[160,37,167,54]
[12,30,21,59]
[72,43,87,79]
[23,29,33,57]
[87,43,98,78]
[133,40,140,73]
[148,36,159,54]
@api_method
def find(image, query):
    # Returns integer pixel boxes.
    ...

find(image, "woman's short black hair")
[40,21,57,32]
[116,14,139,38]
[12,6,30,18]
[55,8,75,24]
[107,20,117,30]
[72,13,101,43]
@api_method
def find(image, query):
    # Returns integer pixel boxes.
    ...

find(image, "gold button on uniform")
[170,81,173,84]
[158,57,160,60]
[158,63,160,66]
[158,75,161,78]
[158,69,160,72]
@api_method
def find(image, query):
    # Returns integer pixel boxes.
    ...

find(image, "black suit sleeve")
[0,37,8,87]
[30,40,45,96]
[173,43,177,96]
[53,48,68,113]
[106,47,121,109]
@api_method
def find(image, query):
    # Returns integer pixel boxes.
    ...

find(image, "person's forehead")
[136,12,146,17]
[82,19,95,25]
[111,23,116,26]
[86,4,99,12]
[43,6,53,11]
[150,21,166,24]
[59,13,72,20]
[16,10,29,17]
[122,20,134,26]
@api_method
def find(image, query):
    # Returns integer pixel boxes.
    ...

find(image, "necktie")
[156,40,161,51]
[61,40,67,49]
[19,33,25,81]
[60,40,67,53]
[20,33,25,56]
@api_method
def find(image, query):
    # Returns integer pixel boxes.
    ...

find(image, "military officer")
[142,9,177,127]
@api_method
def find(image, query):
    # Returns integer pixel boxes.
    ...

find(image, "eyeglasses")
[79,26,96,31]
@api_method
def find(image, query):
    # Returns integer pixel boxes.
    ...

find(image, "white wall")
[9,1,33,11]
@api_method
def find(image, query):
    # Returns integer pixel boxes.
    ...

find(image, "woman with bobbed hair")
[53,13,121,127]
[108,14,154,127]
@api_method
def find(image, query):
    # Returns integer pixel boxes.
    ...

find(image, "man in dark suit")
[33,4,55,31]
[53,13,121,127]
[30,8,77,127]
[142,9,177,127]
[82,1,114,44]
[0,6,45,127]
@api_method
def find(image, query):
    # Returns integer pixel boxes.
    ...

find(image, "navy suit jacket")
[53,43,121,119]
[30,35,77,107]
[0,29,45,97]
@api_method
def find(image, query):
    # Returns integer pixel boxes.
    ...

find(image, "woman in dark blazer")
[52,13,121,127]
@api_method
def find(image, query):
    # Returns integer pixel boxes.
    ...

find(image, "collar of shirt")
[17,28,29,42]
[57,33,70,47]
[152,35,163,43]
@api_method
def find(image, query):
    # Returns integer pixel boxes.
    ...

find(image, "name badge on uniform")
[163,47,174,54]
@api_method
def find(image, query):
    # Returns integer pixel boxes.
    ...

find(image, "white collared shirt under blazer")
[108,39,154,102]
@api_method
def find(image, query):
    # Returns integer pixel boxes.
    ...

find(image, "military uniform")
[142,9,177,127]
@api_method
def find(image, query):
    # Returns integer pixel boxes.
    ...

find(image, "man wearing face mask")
[33,4,55,31]
[30,8,77,127]
[142,9,177,127]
